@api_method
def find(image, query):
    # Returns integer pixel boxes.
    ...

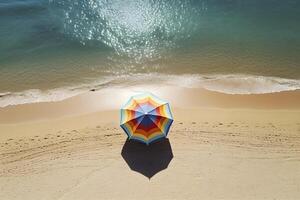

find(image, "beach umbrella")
[120,93,173,145]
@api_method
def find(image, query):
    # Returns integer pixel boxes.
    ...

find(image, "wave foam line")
[0,74,300,107]
[164,74,300,94]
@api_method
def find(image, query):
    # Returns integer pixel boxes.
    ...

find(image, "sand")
[0,86,300,200]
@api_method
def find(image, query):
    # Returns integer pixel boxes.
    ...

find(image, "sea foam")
[0,74,299,108]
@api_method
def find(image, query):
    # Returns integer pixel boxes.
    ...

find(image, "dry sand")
[0,86,300,200]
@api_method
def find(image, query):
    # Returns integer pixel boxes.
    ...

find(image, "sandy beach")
[2,0,300,199]
[1,86,300,200]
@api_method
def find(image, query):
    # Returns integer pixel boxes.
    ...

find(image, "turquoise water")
[0,0,300,106]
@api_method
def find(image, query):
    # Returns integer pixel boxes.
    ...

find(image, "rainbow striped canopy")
[120,93,173,145]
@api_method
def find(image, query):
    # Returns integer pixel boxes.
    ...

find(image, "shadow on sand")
[121,138,173,179]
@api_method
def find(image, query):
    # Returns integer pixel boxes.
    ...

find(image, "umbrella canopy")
[120,93,173,145]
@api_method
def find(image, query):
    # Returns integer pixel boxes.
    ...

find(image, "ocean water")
[1,0,300,106]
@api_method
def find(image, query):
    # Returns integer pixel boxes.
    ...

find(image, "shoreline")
[0,85,300,124]
[1,73,300,108]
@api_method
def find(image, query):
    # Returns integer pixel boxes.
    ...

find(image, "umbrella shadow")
[121,138,173,179]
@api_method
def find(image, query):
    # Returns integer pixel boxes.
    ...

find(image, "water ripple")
[50,0,201,62]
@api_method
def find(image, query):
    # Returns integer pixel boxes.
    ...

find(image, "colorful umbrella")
[120,93,173,145]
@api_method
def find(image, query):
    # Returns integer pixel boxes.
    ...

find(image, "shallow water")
[0,0,300,106]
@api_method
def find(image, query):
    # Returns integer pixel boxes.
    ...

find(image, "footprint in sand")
[219,122,223,125]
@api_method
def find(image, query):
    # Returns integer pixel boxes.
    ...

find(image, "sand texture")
[1,104,300,200]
